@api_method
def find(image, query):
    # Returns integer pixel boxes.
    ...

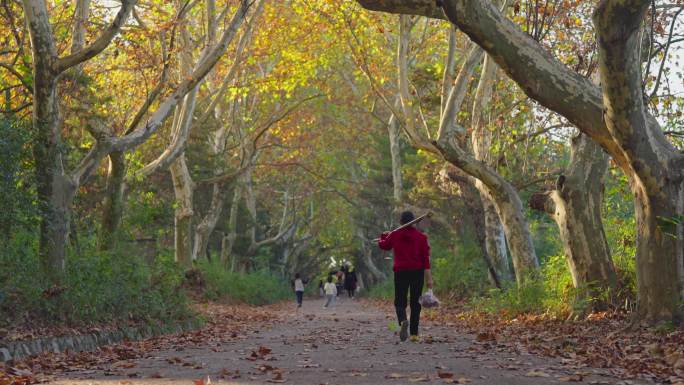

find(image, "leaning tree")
[356,0,684,322]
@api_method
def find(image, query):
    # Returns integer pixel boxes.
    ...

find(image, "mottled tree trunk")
[436,138,539,284]
[481,197,509,281]
[99,151,126,251]
[388,107,403,204]
[530,134,616,310]
[471,54,511,281]
[170,155,194,268]
[356,0,684,322]
[193,184,226,261]
[632,180,684,321]
[221,184,242,269]
[24,0,72,281]
[594,0,683,322]
[443,166,503,288]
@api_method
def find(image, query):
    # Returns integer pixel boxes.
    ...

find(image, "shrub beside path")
[29,298,651,385]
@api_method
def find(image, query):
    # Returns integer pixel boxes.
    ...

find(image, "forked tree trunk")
[530,134,617,310]
[193,184,227,261]
[396,13,533,283]
[170,155,194,268]
[471,53,511,281]
[435,136,539,284]
[356,0,684,321]
[442,165,503,288]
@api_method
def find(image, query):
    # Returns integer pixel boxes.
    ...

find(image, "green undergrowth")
[0,232,191,329]
[365,279,394,300]
[197,260,292,305]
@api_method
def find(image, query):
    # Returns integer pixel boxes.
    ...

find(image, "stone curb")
[0,319,203,362]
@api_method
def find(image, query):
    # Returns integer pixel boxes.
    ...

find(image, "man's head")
[327,275,333,283]
[400,210,415,225]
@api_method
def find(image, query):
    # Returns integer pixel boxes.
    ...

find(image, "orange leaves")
[425,303,684,383]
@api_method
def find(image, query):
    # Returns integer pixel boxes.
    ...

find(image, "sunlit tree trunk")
[594,1,684,322]
[170,155,194,269]
[442,165,502,288]
[357,0,683,321]
[471,54,511,282]
[530,134,616,310]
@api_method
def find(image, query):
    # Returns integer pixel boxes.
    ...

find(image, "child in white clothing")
[323,275,337,308]
[294,273,305,308]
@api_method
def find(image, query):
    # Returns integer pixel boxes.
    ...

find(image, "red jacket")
[378,226,430,272]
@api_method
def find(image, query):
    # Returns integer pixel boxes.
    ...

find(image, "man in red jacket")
[378,211,433,342]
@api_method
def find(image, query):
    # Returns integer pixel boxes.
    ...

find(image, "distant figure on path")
[293,273,306,308]
[344,266,358,298]
[335,268,345,297]
[318,279,325,297]
[323,275,337,308]
[378,211,433,342]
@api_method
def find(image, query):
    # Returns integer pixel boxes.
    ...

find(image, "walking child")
[323,275,337,308]
[294,273,305,308]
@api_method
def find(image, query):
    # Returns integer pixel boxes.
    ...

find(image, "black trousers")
[394,269,424,336]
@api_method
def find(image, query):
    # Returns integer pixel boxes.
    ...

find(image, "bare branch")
[56,0,137,73]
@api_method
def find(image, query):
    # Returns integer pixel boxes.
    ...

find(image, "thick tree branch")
[56,0,136,73]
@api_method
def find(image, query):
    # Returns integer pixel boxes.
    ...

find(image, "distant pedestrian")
[378,211,433,342]
[318,280,325,297]
[344,266,358,298]
[293,273,305,308]
[335,269,345,297]
[323,275,337,308]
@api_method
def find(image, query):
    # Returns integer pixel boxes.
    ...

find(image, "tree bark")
[471,53,511,281]
[193,184,227,261]
[435,130,539,284]
[394,13,536,284]
[442,165,503,288]
[594,0,683,322]
[530,134,617,310]
[170,155,194,268]
[387,102,403,204]
[99,151,126,251]
[221,183,242,269]
[356,0,684,321]
[23,0,75,281]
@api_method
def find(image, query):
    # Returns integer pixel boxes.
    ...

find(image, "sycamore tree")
[16,0,253,282]
[357,0,684,322]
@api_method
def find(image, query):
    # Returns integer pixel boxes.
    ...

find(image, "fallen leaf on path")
[437,371,454,379]
[475,332,496,342]
[385,373,407,379]
[525,369,551,377]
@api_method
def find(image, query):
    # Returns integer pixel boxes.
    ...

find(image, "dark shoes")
[399,320,409,342]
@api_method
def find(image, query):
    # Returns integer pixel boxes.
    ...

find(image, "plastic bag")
[418,289,440,308]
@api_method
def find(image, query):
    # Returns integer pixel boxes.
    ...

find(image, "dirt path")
[49,298,644,385]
